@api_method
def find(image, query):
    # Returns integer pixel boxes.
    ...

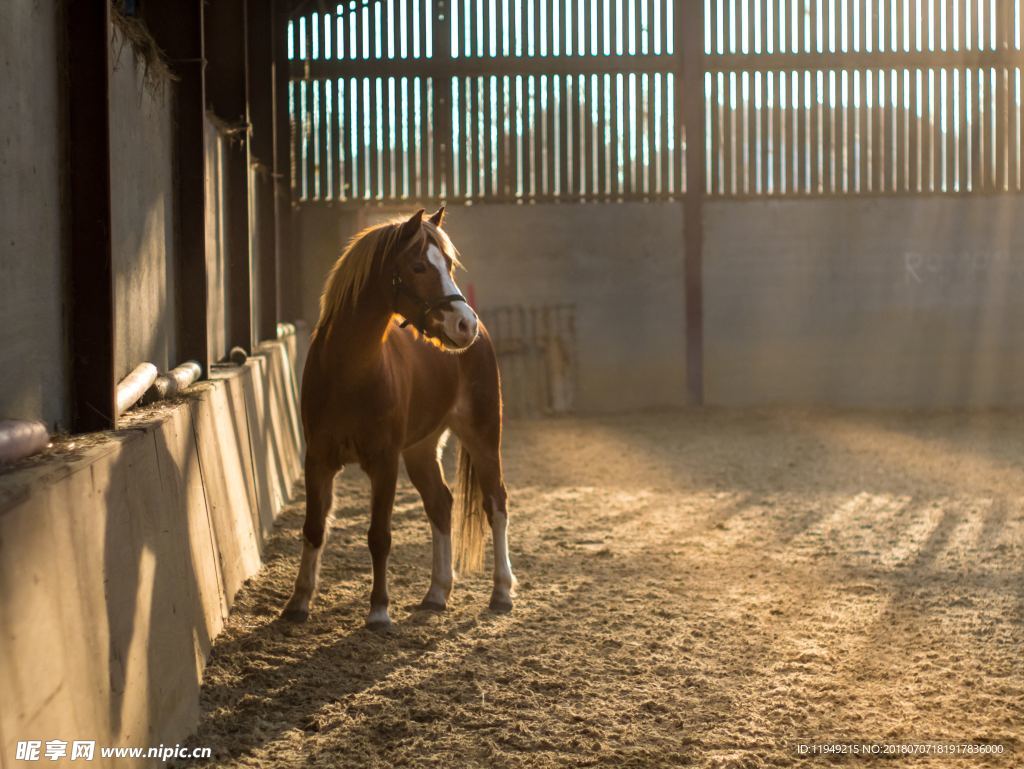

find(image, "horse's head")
[391,207,480,352]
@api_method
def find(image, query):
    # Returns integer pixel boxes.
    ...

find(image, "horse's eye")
[411,262,427,274]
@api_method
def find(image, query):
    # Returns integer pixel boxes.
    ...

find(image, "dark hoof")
[417,598,447,612]
[365,618,393,632]
[488,596,513,613]
[280,608,309,623]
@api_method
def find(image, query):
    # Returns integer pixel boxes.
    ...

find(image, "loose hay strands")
[110,3,177,96]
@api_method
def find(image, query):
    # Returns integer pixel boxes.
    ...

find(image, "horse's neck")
[319,290,394,379]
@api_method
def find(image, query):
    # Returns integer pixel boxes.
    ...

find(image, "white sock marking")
[424,522,454,605]
[491,511,515,598]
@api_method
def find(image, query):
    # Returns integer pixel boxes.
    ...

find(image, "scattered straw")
[110,4,177,96]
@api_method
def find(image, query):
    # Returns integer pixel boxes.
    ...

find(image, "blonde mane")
[313,216,461,340]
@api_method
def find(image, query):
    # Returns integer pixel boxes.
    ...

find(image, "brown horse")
[282,207,515,629]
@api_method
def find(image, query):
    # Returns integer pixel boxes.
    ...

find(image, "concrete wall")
[0,1,68,429]
[109,25,179,380]
[298,202,689,412]
[297,195,1024,410]
[704,196,1024,408]
[0,334,305,767]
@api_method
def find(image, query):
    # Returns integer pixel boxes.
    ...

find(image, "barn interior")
[1,0,1022,766]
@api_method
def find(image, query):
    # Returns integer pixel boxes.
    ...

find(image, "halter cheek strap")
[392,271,467,334]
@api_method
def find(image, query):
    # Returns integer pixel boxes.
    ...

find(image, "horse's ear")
[428,206,446,227]
[398,209,425,242]
[393,208,421,241]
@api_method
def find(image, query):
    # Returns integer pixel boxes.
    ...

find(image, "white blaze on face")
[427,244,479,348]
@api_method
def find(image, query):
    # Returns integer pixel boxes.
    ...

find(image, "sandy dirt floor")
[185,410,1023,768]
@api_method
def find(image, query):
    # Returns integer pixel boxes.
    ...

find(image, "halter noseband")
[392,270,467,334]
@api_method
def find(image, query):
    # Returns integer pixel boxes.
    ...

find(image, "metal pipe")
[0,420,50,464]
[115,362,158,416]
[141,361,203,405]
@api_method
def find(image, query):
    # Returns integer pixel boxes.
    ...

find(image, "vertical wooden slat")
[420,0,429,58]
[483,0,492,57]
[580,73,590,197]
[605,73,615,197]
[1012,67,1020,191]
[783,70,794,192]
[724,73,734,192]
[857,69,869,191]
[932,69,943,189]
[972,0,982,50]
[725,0,735,53]
[811,70,821,191]
[369,77,378,198]
[969,67,981,189]
[772,70,783,193]
[957,0,967,52]
[384,76,395,198]
[404,76,412,196]
[565,74,573,196]
[895,0,904,51]
[759,70,767,194]
[548,0,556,56]
[761,0,769,54]
[1009,67,1019,191]
[996,66,1007,190]
[620,74,631,197]
[499,75,510,197]
[922,68,934,191]
[661,72,672,193]
[882,68,894,190]
[748,71,758,193]
[840,67,850,191]
[945,65,956,191]
[435,0,452,199]
[510,73,521,197]
[909,67,920,190]
[709,72,719,193]
[335,78,344,199]
[485,76,494,196]
[634,72,644,196]
[516,73,524,196]
[352,78,362,199]
[462,76,471,197]
[319,79,330,198]
[552,74,561,195]
[303,82,314,198]
[824,69,834,191]
[895,67,906,191]
[526,74,536,198]
[932,68,943,189]
[645,72,656,195]
[597,74,608,196]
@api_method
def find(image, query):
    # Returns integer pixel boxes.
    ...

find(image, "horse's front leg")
[365,454,400,629]
[282,455,339,622]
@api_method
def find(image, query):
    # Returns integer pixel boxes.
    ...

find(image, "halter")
[392,270,467,334]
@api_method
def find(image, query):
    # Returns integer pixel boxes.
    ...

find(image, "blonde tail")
[452,443,487,574]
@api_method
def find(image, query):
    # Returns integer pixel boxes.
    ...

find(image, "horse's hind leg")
[282,453,339,622]
[403,432,454,611]
[475,453,516,612]
[456,429,516,612]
